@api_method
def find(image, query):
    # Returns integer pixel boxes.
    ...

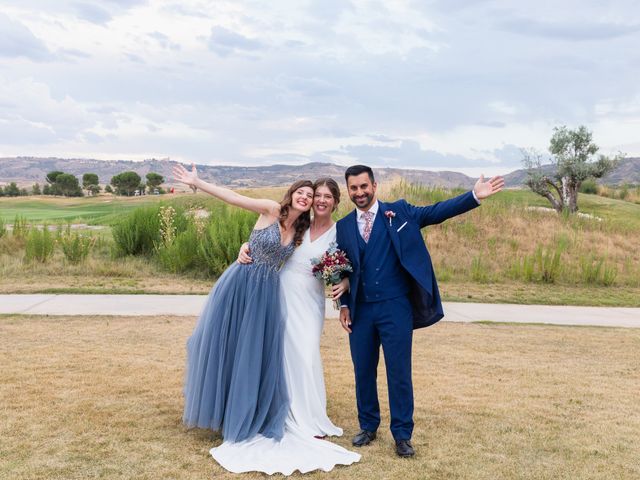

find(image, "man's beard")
[351,193,373,209]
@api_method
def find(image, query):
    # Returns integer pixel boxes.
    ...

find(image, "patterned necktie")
[362,210,373,243]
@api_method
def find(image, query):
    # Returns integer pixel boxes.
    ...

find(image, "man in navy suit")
[336,165,504,457]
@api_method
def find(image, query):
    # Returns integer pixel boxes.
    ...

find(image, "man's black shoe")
[395,439,415,457]
[352,430,377,447]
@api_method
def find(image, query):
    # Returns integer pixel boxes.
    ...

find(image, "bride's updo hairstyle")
[279,179,313,247]
[312,177,340,212]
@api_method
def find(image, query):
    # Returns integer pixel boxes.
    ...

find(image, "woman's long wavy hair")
[279,179,313,247]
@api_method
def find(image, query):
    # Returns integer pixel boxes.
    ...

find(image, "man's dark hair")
[345,165,375,184]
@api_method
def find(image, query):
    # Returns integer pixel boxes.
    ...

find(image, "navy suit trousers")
[349,295,414,441]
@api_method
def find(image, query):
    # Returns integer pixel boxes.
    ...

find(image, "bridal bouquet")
[311,242,353,309]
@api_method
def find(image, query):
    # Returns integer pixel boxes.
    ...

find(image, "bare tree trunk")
[561,177,570,210]
[569,185,579,213]
[543,191,563,212]
[559,177,579,213]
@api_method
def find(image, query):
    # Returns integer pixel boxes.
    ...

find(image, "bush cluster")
[111,202,257,278]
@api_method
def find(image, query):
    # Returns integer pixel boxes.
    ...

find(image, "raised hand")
[172,163,199,189]
[473,174,505,200]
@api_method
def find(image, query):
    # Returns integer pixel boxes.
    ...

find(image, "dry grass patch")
[0,251,212,295]
[1,316,639,479]
[0,273,211,295]
[439,281,640,307]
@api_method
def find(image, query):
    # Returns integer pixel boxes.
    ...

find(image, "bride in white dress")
[210,178,361,475]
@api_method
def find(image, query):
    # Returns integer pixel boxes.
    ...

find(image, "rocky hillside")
[1,156,638,188]
[0,157,476,189]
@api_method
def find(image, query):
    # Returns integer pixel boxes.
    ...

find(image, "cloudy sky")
[1,0,639,175]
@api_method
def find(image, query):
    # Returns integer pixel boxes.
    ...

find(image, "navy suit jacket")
[336,191,479,330]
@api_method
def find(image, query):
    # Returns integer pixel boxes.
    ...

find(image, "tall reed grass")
[12,215,28,238]
[24,225,55,263]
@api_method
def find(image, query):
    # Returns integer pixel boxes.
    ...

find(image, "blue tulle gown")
[183,221,295,442]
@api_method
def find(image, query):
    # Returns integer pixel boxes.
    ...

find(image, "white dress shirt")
[356,200,380,239]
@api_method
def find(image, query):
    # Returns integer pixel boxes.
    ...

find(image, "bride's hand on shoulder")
[332,277,350,300]
[237,242,252,264]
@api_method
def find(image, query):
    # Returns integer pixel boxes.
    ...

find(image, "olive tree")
[523,125,622,213]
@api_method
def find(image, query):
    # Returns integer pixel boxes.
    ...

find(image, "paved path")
[1,294,638,328]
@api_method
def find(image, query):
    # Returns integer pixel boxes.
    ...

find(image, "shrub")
[157,225,200,273]
[112,205,162,256]
[12,215,28,238]
[24,226,55,263]
[112,203,189,257]
[579,179,597,194]
[59,231,95,264]
[619,184,629,200]
[198,206,256,277]
[0,217,6,238]
[4,182,20,196]
[55,222,71,242]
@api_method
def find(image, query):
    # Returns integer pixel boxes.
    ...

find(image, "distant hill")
[1,156,638,189]
[0,157,476,189]
[605,157,640,184]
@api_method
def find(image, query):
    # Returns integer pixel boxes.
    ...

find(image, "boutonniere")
[384,210,396,226]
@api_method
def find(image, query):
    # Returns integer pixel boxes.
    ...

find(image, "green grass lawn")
[3,189,639,227]
[0,195,166,225]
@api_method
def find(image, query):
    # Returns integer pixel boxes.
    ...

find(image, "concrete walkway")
[1,294,638,328]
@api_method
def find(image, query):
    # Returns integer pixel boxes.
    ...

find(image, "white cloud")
[0,0,639,173]
[0,13,52,60]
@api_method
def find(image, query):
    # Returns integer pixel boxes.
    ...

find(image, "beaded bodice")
[247,222,296,271]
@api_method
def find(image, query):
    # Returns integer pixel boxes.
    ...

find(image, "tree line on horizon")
[0,171,166,197]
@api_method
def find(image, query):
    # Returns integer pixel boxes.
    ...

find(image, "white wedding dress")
[210,224,361,475]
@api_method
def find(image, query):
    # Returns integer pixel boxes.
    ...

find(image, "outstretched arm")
[173,163,280,217]
[409,175,504,227]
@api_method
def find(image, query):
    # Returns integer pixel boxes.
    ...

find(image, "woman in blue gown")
[172,163,314,442]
